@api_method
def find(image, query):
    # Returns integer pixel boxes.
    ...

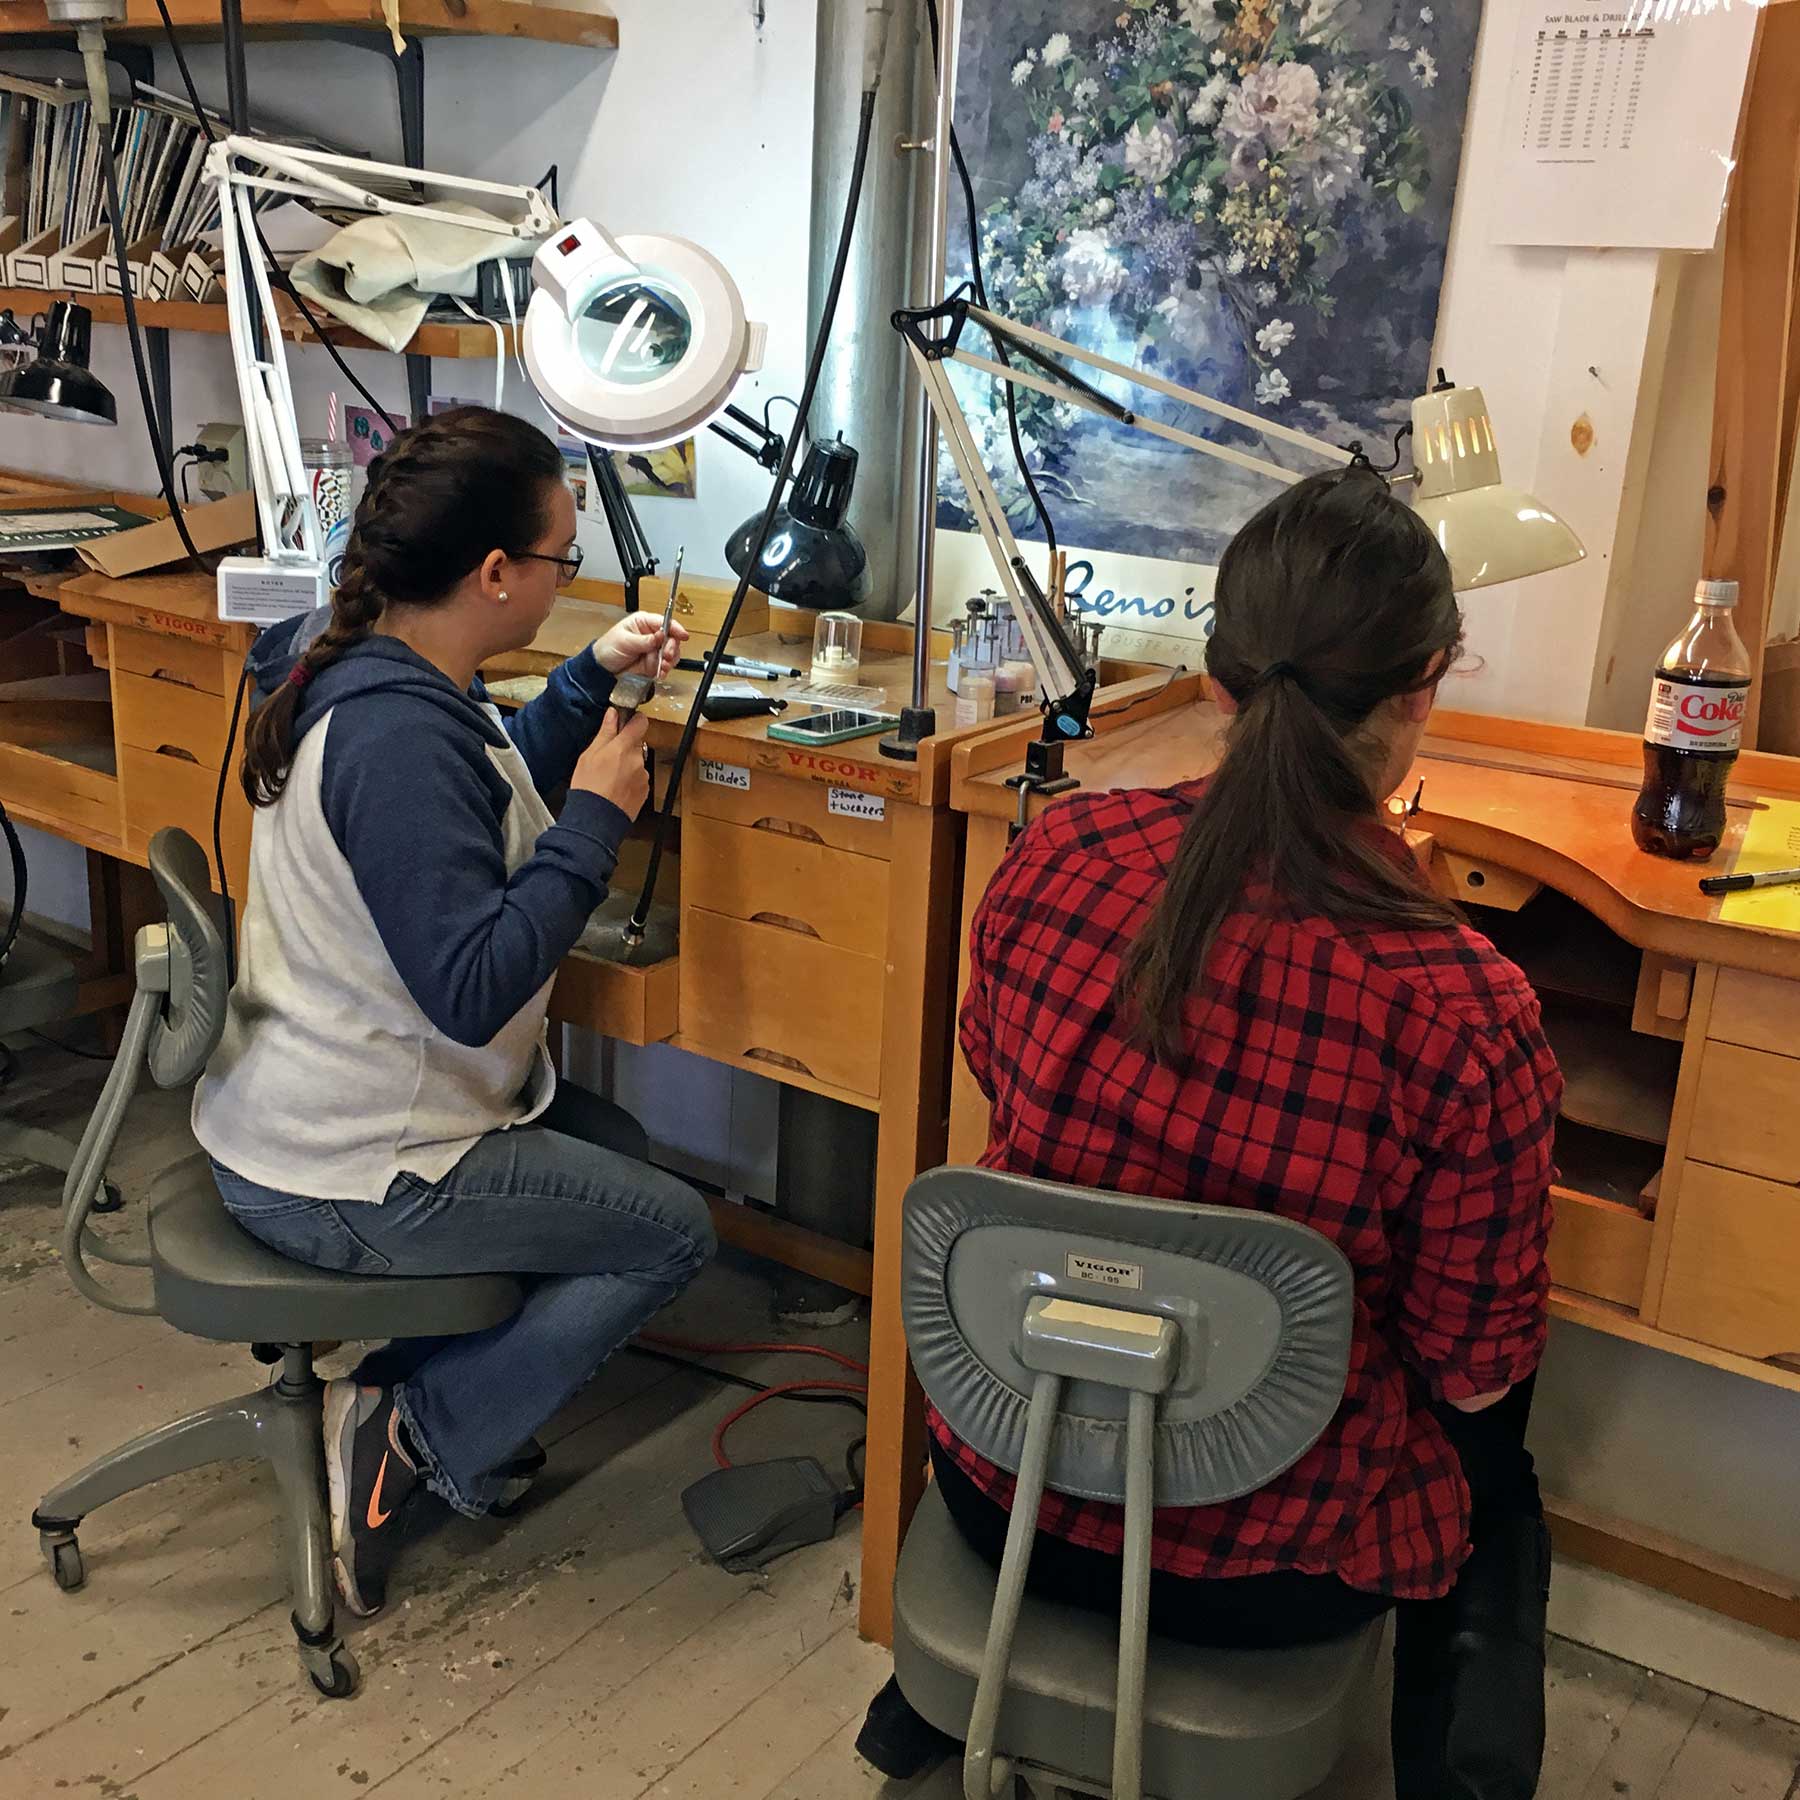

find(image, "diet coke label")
[1643,676,1750,755]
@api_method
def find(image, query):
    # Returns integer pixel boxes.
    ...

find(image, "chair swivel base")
[32,1345,360,1699]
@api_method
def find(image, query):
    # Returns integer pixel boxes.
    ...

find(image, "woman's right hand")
[572,708,651,818]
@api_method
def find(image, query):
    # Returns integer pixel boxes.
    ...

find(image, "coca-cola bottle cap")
[1694,578,1739,607]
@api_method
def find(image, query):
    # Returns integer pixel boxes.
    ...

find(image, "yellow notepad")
[1718,799,1800,931]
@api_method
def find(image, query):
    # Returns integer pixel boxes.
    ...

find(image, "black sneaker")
[854,1675,960,1780]
[491,1437,548,1516]
[323,1381,419,1618]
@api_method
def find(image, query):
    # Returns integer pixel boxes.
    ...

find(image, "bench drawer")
[686,764,894,859]
[114,669,233,768]
[678,906,884,1097]
[110,626,230,697]
[120,744,250,878]
[1688,1041,1800,1184]
[683,815,888,957]
[1658,1162,1800,1361]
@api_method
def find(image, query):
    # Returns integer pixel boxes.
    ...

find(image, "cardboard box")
[148,238,196,303]
[48,225,110,295]
[100,231,163,298]
[179,245,222,304]
[8,225,63,289]
[75,490,258,580]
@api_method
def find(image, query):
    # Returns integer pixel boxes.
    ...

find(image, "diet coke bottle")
[1630,579,1753,861]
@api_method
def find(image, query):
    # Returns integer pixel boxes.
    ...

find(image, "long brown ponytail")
[241,406,566,806]
[1120,467,1465,1064]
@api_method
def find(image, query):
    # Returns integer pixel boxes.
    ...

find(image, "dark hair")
[1119,467,1465,1064]
[241,406,566,806]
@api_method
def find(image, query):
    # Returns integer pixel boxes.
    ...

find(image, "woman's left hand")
[595,611,690,679]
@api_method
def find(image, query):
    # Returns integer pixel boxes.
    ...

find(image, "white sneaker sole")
[321,1380,380,1616]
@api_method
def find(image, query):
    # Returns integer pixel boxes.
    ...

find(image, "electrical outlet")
[194,422,248,501]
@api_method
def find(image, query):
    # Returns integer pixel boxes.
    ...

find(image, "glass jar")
[811,610,863,685]
[299,438,355,591]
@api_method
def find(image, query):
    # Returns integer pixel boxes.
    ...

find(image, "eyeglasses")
[514,545,586,583]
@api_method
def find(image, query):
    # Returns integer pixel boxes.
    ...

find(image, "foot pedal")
[681,1457,842,1573]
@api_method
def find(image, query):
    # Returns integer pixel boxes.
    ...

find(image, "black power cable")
[922,0,1059,571]
[91,88,207,568]
[625,87,879,941]
[152,0,400,434]
[0,796,25,975]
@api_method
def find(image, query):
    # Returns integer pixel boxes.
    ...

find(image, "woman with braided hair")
[193,406,715,1618]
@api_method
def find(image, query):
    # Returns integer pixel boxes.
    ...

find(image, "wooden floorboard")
[2,1038,1798,1798]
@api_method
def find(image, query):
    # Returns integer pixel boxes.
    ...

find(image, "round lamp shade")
[1409,380,1583,590]
[525,227,762,451]
[725,436,869,609]
[0,302,115,426]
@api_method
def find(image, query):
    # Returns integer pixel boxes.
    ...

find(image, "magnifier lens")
[574,276,694,387]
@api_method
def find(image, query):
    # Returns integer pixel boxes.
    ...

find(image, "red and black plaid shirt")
[935,781,1560,1601]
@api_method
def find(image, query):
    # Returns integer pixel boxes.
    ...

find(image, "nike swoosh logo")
[367,1451,394,1530]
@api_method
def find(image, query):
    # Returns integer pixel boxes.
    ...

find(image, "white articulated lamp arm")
[206,135,560,622]
[207,134,769,626]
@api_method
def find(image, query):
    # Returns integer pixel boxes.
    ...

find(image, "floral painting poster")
[939,0,1479,587]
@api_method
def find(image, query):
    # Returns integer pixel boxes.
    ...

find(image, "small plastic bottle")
[954,672,996,728]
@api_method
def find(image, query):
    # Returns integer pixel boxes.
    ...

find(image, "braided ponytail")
[239,406,565,807]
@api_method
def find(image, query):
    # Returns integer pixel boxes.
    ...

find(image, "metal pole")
[880,0,957,760]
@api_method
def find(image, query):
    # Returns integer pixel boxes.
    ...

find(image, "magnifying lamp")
[203,137,767,622]
[525,221,766,452]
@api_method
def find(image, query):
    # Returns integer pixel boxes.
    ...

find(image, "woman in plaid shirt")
[862,469,1559,1798]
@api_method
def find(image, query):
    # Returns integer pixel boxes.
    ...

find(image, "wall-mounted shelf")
[0,0,616,431]
[0,286,516,360]
[0,0,617,49]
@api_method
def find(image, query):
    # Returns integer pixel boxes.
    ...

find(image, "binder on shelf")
[49,223,108,293]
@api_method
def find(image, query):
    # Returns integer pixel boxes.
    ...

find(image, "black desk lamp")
[0,303,117,427]
[724,435,868,611]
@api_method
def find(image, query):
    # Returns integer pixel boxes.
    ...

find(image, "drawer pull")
[153,743,200,765]
[149,667,203,691]
[750,910,821,939]
[745,1047,816,1078]
[751,817,824,844]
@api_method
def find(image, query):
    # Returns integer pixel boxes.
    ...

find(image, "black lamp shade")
[725,436,868,610]
[0,302,116,426]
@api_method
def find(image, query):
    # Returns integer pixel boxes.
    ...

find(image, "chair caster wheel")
[300,1640,359,1699]
[44,1534,84,1591]
[90,1181,123,1215]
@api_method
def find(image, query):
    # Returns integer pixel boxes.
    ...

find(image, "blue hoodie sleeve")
[319,699,630,1047]
[489,644,616,794]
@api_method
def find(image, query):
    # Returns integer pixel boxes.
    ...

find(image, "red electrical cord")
[639,1329,869,1377]
[708,1378,870,1471]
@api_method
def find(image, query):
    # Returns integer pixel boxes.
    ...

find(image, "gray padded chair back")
[59,828,228,1316]
[899,1166,1358,1800]
[143,827,229,1088]
[903,1165,1354,1506]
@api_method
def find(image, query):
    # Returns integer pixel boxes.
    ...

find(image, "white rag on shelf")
[290,204,541,352]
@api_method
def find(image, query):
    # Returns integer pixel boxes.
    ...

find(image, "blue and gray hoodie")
[192,609,629,1203]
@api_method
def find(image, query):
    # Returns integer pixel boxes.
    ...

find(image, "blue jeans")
[209,1083,715,1516]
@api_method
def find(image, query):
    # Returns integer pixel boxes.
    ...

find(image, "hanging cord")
[453,296,506,410]
[922,0,1059,570]
[623,87,880,943]
[153,0,400,433]
[212,659,251,983]
[78,29,206,569]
